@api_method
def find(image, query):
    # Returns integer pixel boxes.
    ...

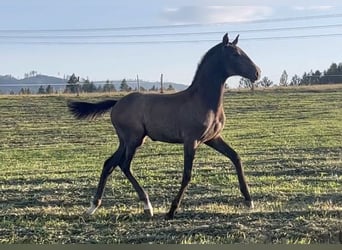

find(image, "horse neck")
[187,53,227,111]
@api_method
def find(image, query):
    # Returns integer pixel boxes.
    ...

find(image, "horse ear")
[232,34,239,45]
[222,33,229,45]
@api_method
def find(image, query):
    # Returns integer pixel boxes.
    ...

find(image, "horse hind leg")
[119,137,154,218]
[205,136,254,209]
[121,165,154,217]
[86,144,125,215]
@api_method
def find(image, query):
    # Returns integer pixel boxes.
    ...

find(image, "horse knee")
[227,151,241,166]
[102,149,124,174]
[102,161,115,176]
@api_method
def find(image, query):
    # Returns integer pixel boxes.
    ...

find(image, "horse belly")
[149,135,183,144]
[147,127,183,143]
[144,118,184,143]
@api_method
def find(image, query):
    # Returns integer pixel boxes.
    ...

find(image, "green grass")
[0,86,341,243]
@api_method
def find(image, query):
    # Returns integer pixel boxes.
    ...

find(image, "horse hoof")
[164,213,175,220]
[245,200,254,209]
[144,209,154,218]
[85,202,99,215]
[143,201,153,218]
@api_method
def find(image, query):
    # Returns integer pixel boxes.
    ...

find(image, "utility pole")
[137,74,140,92]
[160,73,164,94]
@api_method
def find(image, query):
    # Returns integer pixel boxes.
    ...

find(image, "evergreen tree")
[20,88,31,95]
[279,70,288,86]
[311,70,322,84]
[239,78,253,89]
[65,73,80,93]
[166,84,175,91]
[300,72,312,85]
[103,82,116,92]
[258,76,273,87]
[120,79,131,92]
[322,62,342,84]
[46,85,54,94]
[149,85,158,91]
[289,74,301,86]
[38,85,46,94]
[82,79,97,92]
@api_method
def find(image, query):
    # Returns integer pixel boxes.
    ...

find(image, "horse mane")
[189,43,222,87]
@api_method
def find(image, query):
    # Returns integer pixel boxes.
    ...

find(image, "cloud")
[293,5,333,11]
[162,5,273,24]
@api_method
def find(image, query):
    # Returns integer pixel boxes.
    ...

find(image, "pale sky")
[1,0,342,87]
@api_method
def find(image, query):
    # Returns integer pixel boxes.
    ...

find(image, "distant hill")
[0,74,67,93]
[0,74,188,94]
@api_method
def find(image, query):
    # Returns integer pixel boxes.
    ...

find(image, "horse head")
[221,33,261,82]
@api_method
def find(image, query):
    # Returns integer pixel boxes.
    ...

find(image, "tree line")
[8,62,342,94]
[64,75,175,94]
[239,62,342,88]
[14,77,175,95]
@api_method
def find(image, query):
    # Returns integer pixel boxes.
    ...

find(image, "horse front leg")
[165,140,198,220]
[205,136,254,208]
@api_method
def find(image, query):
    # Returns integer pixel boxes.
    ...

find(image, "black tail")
[67,99,117,120]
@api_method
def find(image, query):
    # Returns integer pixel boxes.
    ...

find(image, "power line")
[0,33,342,45]
[0,23,341,40]
[1,13,342,33]
[1,13,341,45]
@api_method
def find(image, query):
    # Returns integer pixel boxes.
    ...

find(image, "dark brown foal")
[68,33,260,219]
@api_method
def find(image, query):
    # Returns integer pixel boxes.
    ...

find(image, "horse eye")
[233,52,240,57]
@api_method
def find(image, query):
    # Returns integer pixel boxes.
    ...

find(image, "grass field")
[0,86,341,243]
